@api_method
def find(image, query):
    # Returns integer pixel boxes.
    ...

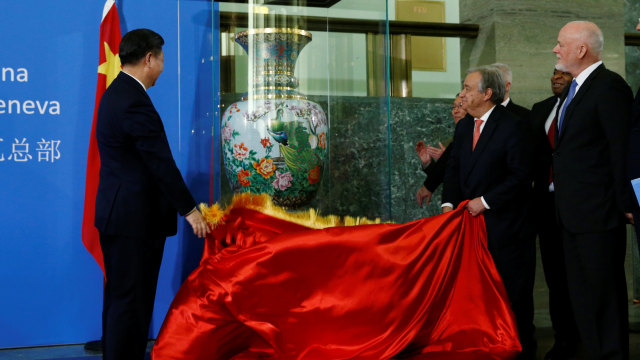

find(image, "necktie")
[558,79,577,134]
[548,117,556,184]
[472,119,483,150]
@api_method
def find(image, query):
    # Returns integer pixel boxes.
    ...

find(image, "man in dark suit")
[492,62,531,121]
[530,68,579,360]
[95,29,209,360]
[552,21,633,360]
[442,66,534,359]
[491,63,537,357]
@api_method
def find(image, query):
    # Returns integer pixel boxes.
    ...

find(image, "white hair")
[567,21,604,59]
[491,63,512,83]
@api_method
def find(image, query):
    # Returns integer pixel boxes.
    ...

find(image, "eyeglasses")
[451,104,463,110]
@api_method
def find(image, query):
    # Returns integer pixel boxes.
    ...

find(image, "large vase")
[221,28,328,208]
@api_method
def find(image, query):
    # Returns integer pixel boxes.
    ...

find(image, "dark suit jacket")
[553,64,633,233]
[530,96,558,195]
[628,88,640,209]
[422,145,451,193]
[95,72,196,238]
[443,105,532,250]
[505,100,531,121]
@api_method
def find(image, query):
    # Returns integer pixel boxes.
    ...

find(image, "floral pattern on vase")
[221,28,328,208]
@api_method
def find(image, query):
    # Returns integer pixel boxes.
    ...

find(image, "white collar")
[121,70,147,91]
[573,60,602,88]
[477,105,497,121]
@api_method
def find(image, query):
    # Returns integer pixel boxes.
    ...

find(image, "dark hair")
[119,29,164,66]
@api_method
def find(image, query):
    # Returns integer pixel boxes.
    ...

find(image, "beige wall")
[460,0,626,108]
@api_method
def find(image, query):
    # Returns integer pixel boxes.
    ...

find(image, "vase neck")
[236,29,311,100]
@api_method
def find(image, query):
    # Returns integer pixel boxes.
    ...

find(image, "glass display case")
[213,0,457,222]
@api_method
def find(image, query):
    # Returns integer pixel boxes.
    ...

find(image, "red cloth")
[152,202,520,360]
[81,0,121,274]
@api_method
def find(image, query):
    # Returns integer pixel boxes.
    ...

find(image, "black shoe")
[83,339,102,353]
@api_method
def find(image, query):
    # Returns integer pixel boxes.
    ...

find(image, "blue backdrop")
[0,0,219,348]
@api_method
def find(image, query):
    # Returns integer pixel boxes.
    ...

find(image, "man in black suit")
[491,62,537,356]
[552,21,633,360]
[442,66,534,359]
[95,29,209,360]
[492,62,531,121]
[530,68,579,359]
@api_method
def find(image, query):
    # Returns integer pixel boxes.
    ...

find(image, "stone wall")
[626,0,640,93]
[460,0,627,108]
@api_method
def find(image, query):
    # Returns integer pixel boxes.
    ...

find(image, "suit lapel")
[464,107,500,179]
[557,64,604,143]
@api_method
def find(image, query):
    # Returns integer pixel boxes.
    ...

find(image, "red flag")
[82,0,121,274]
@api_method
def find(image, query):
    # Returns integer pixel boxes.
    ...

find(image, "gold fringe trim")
[198,193,384,230]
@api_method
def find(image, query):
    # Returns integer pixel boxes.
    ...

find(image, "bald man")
[552,21,633,360]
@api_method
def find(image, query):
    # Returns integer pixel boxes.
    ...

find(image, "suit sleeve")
[628,91,640,209]
[598,77,634,212]
[123,100,197,216]
[442,121,464,208]
[423,146,451,193]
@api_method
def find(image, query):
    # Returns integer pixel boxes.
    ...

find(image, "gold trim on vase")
[242,94,308,101]
[259,70,296,76]
[236,28,313,39]
[253,85,299,91]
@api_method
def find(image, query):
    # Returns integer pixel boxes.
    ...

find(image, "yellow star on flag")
[98,41,121,87]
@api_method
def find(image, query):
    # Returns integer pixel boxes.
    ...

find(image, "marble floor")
[2,240,640,360]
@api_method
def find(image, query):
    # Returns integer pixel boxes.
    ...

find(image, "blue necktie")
[558,79,577,135]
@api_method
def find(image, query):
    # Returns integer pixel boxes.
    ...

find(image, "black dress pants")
[490,240,537,360]
[562,224,628,360]
[100,232,166,360]
[536,192,578,349]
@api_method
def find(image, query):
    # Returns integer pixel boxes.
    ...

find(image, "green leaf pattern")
[222,100,328,206]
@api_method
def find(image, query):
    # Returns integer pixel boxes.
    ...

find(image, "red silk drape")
[152,202,520,359]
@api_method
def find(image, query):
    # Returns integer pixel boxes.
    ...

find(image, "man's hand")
[466,197,487,217]
[416,185,433,207]
[442,205,453,214]
[416,141,431,167]
[626,212,635,225]
[426,142,446,161]
[185,210,210,238]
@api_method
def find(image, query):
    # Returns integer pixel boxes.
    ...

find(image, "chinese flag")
[82,0,121,274]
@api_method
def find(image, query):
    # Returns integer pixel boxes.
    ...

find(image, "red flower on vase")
[318,132,327,149]
[308,165,321,185]
[260,137,271,148]
[238,169,251,187]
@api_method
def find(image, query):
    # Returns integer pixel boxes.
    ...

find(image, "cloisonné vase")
[221,28,328,208]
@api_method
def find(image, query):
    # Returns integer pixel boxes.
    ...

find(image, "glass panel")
[216,0,393,221]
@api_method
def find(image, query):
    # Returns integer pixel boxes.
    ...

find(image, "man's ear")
[145,52,153,66]
[577,44,587,59]
[484,88,493,101]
